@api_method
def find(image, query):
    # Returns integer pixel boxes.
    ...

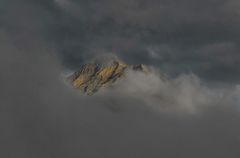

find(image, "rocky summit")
[68,59,150,95]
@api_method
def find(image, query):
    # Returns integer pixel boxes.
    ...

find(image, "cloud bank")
[50,0,240,83]
[1,0,240,158]
[95,65,240,113]
[1,28,240,158]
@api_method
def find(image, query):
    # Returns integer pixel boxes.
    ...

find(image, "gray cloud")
[97,66,240,113]
[50,0,240,83]
[3,0,240,83]
[1,1,240,158]
[1,29,240,157]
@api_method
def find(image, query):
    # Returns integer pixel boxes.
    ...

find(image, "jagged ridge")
[68,60,150,95]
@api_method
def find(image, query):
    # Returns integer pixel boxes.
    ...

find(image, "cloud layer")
[51,0,240,83]
[1,0,240,158]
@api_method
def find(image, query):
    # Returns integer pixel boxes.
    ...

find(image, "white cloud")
[95,68,240,114]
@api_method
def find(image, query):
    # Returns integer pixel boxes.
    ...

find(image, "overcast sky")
[1,0,240,158]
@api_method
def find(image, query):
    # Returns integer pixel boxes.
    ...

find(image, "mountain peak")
[68,58,150,95]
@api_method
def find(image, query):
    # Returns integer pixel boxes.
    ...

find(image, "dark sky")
[1,0,240,158]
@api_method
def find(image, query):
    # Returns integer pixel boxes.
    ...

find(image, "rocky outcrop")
[68,60,150,95]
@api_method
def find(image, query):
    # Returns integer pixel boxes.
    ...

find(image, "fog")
[1,0,240,158]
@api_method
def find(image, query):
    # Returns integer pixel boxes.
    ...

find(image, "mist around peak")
[63,53,240,114]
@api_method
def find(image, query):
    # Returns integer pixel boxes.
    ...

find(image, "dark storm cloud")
[1,1,240,158]
[3,0,240,83]
[51,0,240,83]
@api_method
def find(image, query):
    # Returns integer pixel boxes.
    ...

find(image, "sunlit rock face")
[68,57,150,95]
